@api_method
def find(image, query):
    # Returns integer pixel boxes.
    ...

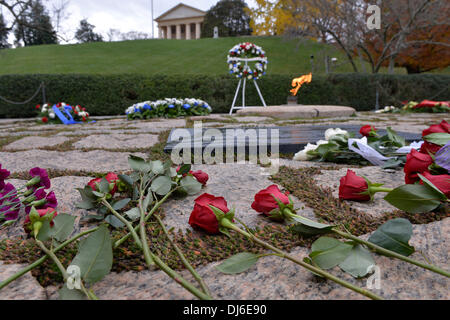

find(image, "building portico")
[155,3,206,40]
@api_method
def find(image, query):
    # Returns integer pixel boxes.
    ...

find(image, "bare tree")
[49,0,71,40]
[282,0,449,73]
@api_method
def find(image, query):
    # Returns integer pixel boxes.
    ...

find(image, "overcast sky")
[2,0,257,44]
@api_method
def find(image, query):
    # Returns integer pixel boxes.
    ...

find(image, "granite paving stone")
[3,136,71,150]
[0,261,47,300]
[73,133,159,150]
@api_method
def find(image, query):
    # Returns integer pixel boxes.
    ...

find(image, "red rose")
[191,170,209,185]
[189,193,229,234]
[420,172,450,198]
[23,207,58,234]
[338,170,370,201]
[419,141,442,155]
[404,149,433,184]
[359,125,377,137]
[42,117,48,123]
[87,172,119,195]
[36,105,41,109]
[422,120,450,137]
[251,185,290,215]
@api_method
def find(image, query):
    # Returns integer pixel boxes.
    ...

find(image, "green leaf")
[368,218,415,256]
[143,192,153,211]
[384,184,443,213]
[309,237,353,269]
[209,205,225,221]
[151,160,165,175]
[418,173,447,200]
[58,284,86,300]
[339,244,375,278]
[75,187,95,209]
[424,133,450,146]
[118,174,133,187]
[124,207,140,221]
[98,178,110,194]
[92,191,105,198]
[112,198,131,211]
[71,225,113,284]
[177,164,191,175]
[36,220,53,242]
[51,213,76,242]
[290,215,334,236]
[180,175,202,195]
[386,127,406,147]
[128,155,152,172]
[76,199,95,210]
[150,176,173,195]
[105,215,125,228]
[215,252,260,274]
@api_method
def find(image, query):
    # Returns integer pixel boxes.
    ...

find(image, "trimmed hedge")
[0,73,449,118]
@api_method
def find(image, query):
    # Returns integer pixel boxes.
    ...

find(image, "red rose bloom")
[422,120,450,137]
[191,170,209,185]
[338,170,370,201]
[189,193,229,234]
[404,149,433,184]
[42,117,48,123]
[420,172,450,198]
[359,125,377,137]
[419,141,442,155]
[36,105,41,109]
[23,207,58,234]
[87,172,119,195]
[251,185,290,215]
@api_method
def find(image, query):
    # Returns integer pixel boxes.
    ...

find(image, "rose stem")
[284,210,450,278]
[220,219,383,300]
[35,239,94,300]
[101,198,143,249]
[138,178,155,266]
[331,228,450,278]
[113,189,175,248]
[155,215,212,298]
[0,227,99,290]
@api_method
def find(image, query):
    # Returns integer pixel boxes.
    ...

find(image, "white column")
[186,24,191,40]
[158,27,163,39]
[195,22,201,39]
[176,24,181,40]
[167,25,172,39]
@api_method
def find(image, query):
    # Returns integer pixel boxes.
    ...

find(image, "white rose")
[316,140,329,146]
[49,112,55,119]
[293,143,318,161]
[325,128,348,140]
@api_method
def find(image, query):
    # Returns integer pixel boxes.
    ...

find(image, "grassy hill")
[0,36,410,75]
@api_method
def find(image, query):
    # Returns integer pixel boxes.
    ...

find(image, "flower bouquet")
[227,42,268,80]
[36,103,91,124]
[376,100,450,114]
[126,98,212,120]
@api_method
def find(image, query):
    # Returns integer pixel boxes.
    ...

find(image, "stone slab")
[73,134,159,150]
[3,136,71,151]
[0,150,146,173]
[0,261,47,300]
[236,105,356,119]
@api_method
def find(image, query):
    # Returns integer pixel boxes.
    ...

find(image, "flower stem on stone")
[219,218,383,300]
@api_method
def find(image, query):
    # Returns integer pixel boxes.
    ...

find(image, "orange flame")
[290,73,312,96]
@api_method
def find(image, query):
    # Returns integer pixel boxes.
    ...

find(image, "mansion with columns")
[155,3,206,40]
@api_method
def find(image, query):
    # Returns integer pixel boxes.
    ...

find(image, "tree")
[253,0,449,73]
[0,13,10,48]
[75,19,103,43]
[201,0,252,38]
[13,0,57,46]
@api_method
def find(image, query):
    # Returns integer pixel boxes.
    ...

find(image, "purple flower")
[0,183,20,221]
[27,167,51,190]
[435,142,450,172]
[0,164,10,191]
[24,190,58,214]
[44,191,58,209]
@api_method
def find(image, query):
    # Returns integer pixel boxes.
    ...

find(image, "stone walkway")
[0,112,448,300]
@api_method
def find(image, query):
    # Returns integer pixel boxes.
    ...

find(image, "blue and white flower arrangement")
[126,98,212,120]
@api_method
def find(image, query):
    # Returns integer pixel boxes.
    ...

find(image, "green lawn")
[0,36,412,75]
